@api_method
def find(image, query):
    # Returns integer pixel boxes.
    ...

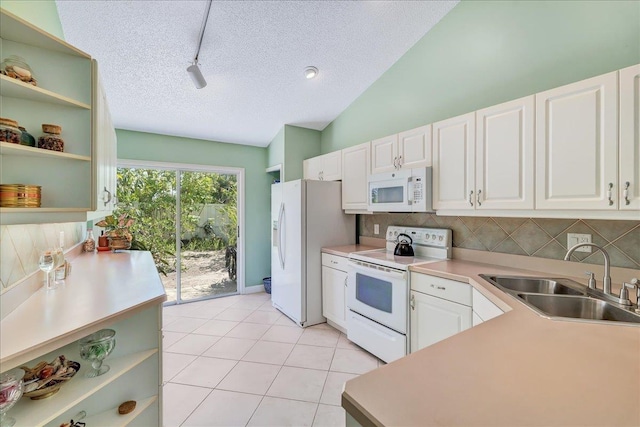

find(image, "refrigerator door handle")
[277,202,285,269]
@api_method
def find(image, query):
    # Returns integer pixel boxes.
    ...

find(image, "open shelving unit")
[0,74,91,109]
[0,141,91,161]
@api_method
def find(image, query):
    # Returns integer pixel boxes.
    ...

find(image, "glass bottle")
[18,126,36,147]
[54,232,67,283]
[83,229,96,252]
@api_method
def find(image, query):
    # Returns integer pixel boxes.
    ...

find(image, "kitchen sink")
[479,274,640,326]
[483,276,584,295]
[518,294,640,324]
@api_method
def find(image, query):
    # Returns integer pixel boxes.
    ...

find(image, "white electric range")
[347,226,452,363]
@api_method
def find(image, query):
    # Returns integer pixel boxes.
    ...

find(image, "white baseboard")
[244,284,266,294]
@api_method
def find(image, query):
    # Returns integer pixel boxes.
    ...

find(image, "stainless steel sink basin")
[518,294,640,324]
[484,276,584,295]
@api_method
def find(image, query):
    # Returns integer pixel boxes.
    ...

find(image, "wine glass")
[79,329,116,378]
[0,367,25,427]
[38,250,55,290]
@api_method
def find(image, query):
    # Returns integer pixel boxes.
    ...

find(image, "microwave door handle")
[407,177,413,205]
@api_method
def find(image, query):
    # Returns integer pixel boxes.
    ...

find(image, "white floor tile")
[183,305,226,319]
[162,382,211,427]
[261,325,304,344]
[163,352,197,383]
[182,389,262,427]
[226,322,271,339]
[256,300,278,313]
[162,331,188,348]
[266,366,327,403]
[231,299,265,310]
[215,307,255,321]
[242,340,294,365]
[273,314,298,327]
[202,337,257,360]
[163,317,209,333]
[313,404,346,427]
[243,310,282,324]
[204,295,241,309]
[285,344,335,371]
[297,328,340,347]
[320,371,358,406]
[193,319,239,336]
[163,303,199,317]
[217,361,281,395]
[165,333,221,356]
[162,314,179,328]
[337,333,360,350]
[330,348,378,374]
[248,396,318,427]
[171,356,237,388]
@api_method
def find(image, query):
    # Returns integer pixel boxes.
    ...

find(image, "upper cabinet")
[303,151,341,181]
[342,142,370,212]
[475,96,535,210]
[535,72,618,210]
[619,64,640,210]
[432,112,475,210]
[371,125,431,174]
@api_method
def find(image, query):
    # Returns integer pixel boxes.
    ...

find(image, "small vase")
[108,236,131,252]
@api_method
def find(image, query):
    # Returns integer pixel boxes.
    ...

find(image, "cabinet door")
[432,112,475,210]
[342,142,370,211]
[472,312,483,327]
[398,125,431,169]
[535,72,618,210]
[322,151,343,181]
[410,291,472,353]
[322,265,347,329]
[619,64,640,210]
[92,60,116,213]
[303,157,322,180]
[475,96,534,209]
[371,134,399,174]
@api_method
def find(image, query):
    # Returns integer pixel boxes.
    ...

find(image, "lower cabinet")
[472,288,504,326]
[410,273,472,353]
[322,253,348,332]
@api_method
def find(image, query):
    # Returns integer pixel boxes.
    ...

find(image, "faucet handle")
[584,271,596,289]
[620,278,639,304]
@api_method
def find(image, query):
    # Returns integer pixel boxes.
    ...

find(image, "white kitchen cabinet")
[619,64,640,210]
[303,151,342,181]
[432,112,475,210]
[371,126,431,174]
[409,273,472,353]
[90,59,117,217]
[535,72,618,210]
[0,9,93,224]
[475,96,535,210]
[321,253,348,332]
[342,141,370,212]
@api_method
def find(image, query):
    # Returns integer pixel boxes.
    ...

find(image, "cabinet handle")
[468,190,474,206]
[607,183,614,206]
[430,284,446,290]
[331,260,338,264]
[624,181,630,205]
[344,276,348,288]
[103,187,112,206]
[393,157,398,169]
[398,155,402,168]
[410,294,415,310]
[477,189,482,206]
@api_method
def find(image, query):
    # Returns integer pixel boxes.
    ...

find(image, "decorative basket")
[108,236,131,252]
[0,184,41,207]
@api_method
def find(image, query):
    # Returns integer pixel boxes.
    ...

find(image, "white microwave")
[368,167,432,212]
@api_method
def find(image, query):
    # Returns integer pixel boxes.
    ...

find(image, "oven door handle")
[348,261,406,281]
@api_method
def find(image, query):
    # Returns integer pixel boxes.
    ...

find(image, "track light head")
[187,63,207,89]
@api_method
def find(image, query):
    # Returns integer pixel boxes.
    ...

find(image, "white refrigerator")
[271,179,355,327]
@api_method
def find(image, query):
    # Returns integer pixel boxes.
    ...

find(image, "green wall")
[320,0,640,152]
[2,0,65,40]
[283,125,321,182]
[116,129,272,288]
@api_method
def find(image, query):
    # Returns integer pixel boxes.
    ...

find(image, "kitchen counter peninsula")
[342,259,640,427]
[0,250,165,427]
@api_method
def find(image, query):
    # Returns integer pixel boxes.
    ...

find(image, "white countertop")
[0,251,166,369]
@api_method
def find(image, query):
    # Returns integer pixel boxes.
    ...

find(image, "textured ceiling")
[56,1,458,147]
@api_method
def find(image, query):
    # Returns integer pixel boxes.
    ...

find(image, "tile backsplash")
[0,222,85,290]
[360,214,640,269]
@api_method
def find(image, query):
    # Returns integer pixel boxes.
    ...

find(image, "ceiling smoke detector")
[304,66,318,79]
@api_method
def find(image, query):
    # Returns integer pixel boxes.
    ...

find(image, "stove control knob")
[439,236,444,241]
[424,234,430,240]
[431,234,436,240]
[394,231,398,236]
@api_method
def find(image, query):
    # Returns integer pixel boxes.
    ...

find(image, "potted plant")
[95,214,134,251]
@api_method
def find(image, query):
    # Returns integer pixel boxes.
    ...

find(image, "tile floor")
[162,292,383,427]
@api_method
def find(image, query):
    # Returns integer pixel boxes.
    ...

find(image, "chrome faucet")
[564,243,612,295]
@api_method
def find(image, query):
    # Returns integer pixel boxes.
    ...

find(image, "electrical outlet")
[374,224,380,235]
[567,233,592,252]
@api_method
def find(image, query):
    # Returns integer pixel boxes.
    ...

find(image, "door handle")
[103,187,112,206]
[477,189,482,206]
[344,276,348,288]
[624,182,630,205]
[607,183,614,206]
[468,190,474,206]
[277,202,285,269]
[393,157,398,169]
[410,294,415,310]
[398,155,402,168]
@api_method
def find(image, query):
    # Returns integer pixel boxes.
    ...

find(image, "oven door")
[347,260,407,334]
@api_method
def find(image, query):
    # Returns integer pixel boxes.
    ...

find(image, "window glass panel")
[372,186,404,203]
[355,273,392,313]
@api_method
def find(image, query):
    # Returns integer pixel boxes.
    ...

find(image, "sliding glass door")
[115,162,243,304]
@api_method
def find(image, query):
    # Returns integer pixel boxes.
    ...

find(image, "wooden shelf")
[0,75,91,109]
[0,207,90,213]
[12,349,157,427]
[0,8,90,58]
[83,395,158,427]
[0,141,91,161]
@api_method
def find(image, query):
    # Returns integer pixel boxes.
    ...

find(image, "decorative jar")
[37,123,64,152]
[0,55,37,85]
[18,126,35,147]
[0,118,22,144]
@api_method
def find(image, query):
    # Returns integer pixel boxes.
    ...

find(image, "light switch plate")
[567,233,591,252]
[374,224,380,235]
